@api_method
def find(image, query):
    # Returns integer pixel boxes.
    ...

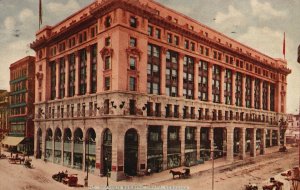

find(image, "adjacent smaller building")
[2,56,35,154]
[0,90,9,143]
[286,113,300,143]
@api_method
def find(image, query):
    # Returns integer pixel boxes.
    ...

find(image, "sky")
[0,0,299,114]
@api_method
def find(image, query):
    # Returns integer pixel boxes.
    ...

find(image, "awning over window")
[1,136,24,146]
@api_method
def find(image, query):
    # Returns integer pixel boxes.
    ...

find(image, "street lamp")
[278,117,287,147]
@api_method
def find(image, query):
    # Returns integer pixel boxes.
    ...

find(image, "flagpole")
[283,32,286,60]
[39,0,42,29]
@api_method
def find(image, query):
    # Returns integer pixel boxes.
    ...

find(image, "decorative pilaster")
[162,125,168,170]
[220,67,225,104]
[241,74,246,107]
[194,59,199,100]
[259,80,263,109]
[250,128,256,157]
[239,128,246,159]
[251,78,255,108]
[207,63,213,102]
[178,54,184,97]
[270,129,273,147]
[261,128,266,155]
[180,126,186,166]
[196,127,201,160]
[267,83,271,111]
[231,71,236,106]
[86,46,91,94]
[55,59,60,99]
[75,51,80,96]
[226,127,234,162]
[160,48,167,95]
[65,55,69,97]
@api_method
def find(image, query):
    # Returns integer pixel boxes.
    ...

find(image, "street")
[0,147,298,190]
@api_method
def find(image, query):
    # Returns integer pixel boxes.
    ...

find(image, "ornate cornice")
[100,47,114,60]
[126,47,142,60]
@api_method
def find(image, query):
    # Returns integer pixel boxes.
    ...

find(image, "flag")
[39,0,42,29]
[283,32,286,59]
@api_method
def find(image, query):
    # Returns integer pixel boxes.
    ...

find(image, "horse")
[169,170,183,179]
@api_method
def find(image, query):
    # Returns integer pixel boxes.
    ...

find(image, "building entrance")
[124,129,138,176]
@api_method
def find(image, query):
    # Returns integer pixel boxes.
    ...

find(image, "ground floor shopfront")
[34,118,283,181]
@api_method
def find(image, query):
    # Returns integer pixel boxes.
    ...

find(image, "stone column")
[267,83,271,111]
[178,54,184,97]
[226,127,234,162]
[139,126,147,172]
[239,128,246,159]
[180,126,186,166]
[270,129,273,147]
[82,133,86,172]
[52,133,55,162]
[251,78,255,108]
[261,128,266,155]
[220,67,225,104]
[42,127,46,160]
[194,59,199,100]
[86,46,91,94]
[34,127,38,158]
[61,129,64,166]
[231,71,236,106]
[110,125,125,181]
[250,128,256,157]
[259,80,263,109]
[162,125,168,170]
[207,63,213,102]
[196,127,201,160]
[209,127,214,152]
[160,48,167,95]
[242,74,246,107]
[277,130,280,146]
[75,51,80,96]
[65,55,70,97]
[55,59,60,99]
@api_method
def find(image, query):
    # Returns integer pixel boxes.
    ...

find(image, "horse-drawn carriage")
[52,171,80,187]
[169,168,191,179]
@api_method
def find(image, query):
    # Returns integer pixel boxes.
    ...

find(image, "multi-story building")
[4,56,35,154]
[0,90,9,143]
[31,0,291,181]
[286,114,300,142]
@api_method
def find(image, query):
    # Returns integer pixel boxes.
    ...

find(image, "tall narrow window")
[254,79,260,109]
[183,56,194,99]
[129,57,136,70]
[212,65,221,103]
[130,16,137,28]
[270,84,275,111]
[165,50,178,97]
[104,77,110,91]
[79,49,87,95]
[59,57,65,98]
[198,60,208,101]
[50,62,56,100]
[245,76,252,108]
[224,69,232,105]
[155,29,161,39]
[167,33,172,43]
[105,37,111,46]
[235,72,242,106]
[69,53,76,97]
[105,56,111,70]
[91,44,97,93]
[130,37,137,47]
[147,44,161,95]
[148,26,153,36]
[129,77,136,91]
[105,16,111,28]
[262,82,268,110]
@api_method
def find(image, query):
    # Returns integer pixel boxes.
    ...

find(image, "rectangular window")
[104,77,110,91]
[191,42,195,51]
[130,16,137,28]
[148,26,153,36]
[166,50,178,97]
[198,60,208,101]
[105,37,111,46]
[147,44,161,95]
[79,49,87,95]
[184,40,189,49]
[105,56,111,70]
[245,76,252,108]
[155,29,161,39]
[262,82,268,110]
[59,57,65,98]
[129,77,136,91]
[235,72,242,106]
[105,16,111,28]
[174,36,179,46]
[69,54,76,97]
[224,69,232,105]
[183,56,194,99]
[91,44,97,93]
[130,57,136,70]
[212,65,221,103]
[130,37,137,47]
[254,79,260,109]
[167,33,172,43]
[50,62,56,100]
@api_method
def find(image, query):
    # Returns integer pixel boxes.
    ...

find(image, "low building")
[2,56,35,154]
[31,0,291,181]
[286,114,300,143]
[0,90,9,143]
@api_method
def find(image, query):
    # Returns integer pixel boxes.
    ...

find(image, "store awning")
[1,136,24,146]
